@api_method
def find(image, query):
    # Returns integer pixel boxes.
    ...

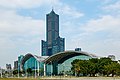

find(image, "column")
[44,63,46,76]
[37,61,39,76]
[50,61,52,78]
[35,60,36,78]
[26,62,27,78]
[18,63,19,78]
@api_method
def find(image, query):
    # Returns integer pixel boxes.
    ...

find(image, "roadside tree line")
[71,58,120,77]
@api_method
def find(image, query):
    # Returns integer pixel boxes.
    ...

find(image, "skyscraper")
[41,9,65,56]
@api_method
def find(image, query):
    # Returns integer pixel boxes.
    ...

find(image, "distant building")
[14,60,18,70]
[75,48,81,51]
[18,55,24,71]
[6,64,12,74]
[6,64,11,70]
[108,55,116,61]
[41,9,65,56]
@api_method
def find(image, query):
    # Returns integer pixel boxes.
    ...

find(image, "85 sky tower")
[41,9,65,56]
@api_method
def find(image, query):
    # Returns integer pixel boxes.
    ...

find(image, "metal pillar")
[35,60,36,78]
[18,63,19,78]
[44,63,46,76]
[38,61,39,76]
[26,62,27,78]
[50,61,52,78]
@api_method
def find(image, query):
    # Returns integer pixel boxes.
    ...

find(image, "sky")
[0,0,120,68]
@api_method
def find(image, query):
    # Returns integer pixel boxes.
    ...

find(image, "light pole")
[18,63,20,78]
[35,60,36,78]
[37,61,39,77]
[50,61,52,78]
[26,62,27,78]
[44,63,46,76]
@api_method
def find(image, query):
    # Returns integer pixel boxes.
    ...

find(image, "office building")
[41,9,65,56]
[14,61,18,70]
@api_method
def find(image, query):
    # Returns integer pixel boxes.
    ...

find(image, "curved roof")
[44,51,97,64]
[20,51,97,69]
[20,53,48,69]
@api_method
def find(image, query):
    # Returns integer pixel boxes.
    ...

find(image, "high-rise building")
[41,9,65,75]
[41,9,65,56]
[14,61,18,70]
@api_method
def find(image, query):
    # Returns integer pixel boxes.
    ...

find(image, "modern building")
[20,51,97,76]
[18,55,24,71]
[6,64,12,70]
[14,60,18,70]
[41,9,65,56]
[75,48,81,51]
[6,64,12,75]
[41,9,65,75]
[20,54,48,76]
[108,55,116,61]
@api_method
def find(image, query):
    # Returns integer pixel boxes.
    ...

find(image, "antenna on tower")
[51,0,54,11]
[52,6,54,11]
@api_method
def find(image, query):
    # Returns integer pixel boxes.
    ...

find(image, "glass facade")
[58,55,92,74]
[23,57,43,71]
[18,55,24,71]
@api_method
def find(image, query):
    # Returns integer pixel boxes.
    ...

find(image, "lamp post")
[50,61,52,78]
[44,63,46,76]
[35,60,36,78]
[26,62,27,78]
[1,69,2,78]
[37,61,39,77]
[18,63,19,78]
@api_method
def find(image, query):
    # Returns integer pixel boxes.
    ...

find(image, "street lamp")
[18,63,20,78]
[35,60,36,78]
[37,61,39,77]
[50,61,52,78]
[26,62,27,78]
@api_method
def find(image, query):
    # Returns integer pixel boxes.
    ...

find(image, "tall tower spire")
[41,10,65,56]
[41,9,65,75]
[52,6,54,11]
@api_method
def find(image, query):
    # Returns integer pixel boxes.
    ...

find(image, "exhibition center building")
[20,50,97,76]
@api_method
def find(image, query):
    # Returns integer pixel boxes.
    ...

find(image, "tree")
[27,68,32,76]
[71,58,120,77]
[13,70,18,76]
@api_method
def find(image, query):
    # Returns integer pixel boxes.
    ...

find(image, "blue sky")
[0,0,120,68]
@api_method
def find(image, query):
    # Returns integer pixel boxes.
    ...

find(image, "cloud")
[0,9,45,68]
[82,15,120,34]
[0,9,45,36]
[0,0,54,9]
[102,0,120,15]
[57,5,84,19]
[69,15,120,59]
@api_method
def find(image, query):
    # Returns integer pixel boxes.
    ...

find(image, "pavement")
[1,76,120,80]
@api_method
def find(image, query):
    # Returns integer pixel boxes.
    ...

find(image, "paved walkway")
[40,77,120,80]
